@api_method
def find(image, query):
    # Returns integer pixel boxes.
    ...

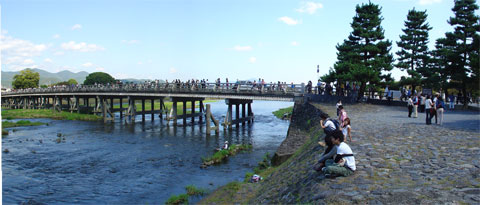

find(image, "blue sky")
[1,0,478,84]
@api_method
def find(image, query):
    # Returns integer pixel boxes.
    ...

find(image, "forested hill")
[1,68,89,88]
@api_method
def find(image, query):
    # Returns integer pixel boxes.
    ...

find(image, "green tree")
[67,79,78,85]
[396,9,432,91]
[83,72,116,85]
[323,2,394,100]
[441,0,479,106]
[12,69,40,89]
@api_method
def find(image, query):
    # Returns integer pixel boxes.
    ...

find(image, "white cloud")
[53,34,60,39]
[71,24,82,30]
[0,33,48,71]
[296,2,323,14]
[233,45,252,51]
[121,40,139,44]
[53,51,65,56]
[61,41,105,52]
[82,62,93,67]
[95,67,105,71]
[44,58,53,63]
[169,67,177,74]
[291,41,299,46]
[249,57,257,63]
[278,16,299,25]
[418,0,442,5]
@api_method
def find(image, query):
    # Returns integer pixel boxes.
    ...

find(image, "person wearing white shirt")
[323,131,355,177]
[425,95,433,125]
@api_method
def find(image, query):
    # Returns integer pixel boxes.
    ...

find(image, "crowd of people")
[314,100,356,178]
[406,93,446,125]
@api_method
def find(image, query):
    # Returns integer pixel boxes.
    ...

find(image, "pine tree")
[442,0,479,106]
[396,9,432,91]
[344,2,394,100]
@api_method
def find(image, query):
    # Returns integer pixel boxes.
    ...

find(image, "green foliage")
[12,69,40,89]
[53,78,78,86]
[202,144,253,164]
[435,0,480,104]
[83,72,115,85]
[244,172,254,182]
[326,2,393,100]
[272,106,293,119]
[185,185,206,196]
[1,109,102,121]
[165,193,189,205]
[2,120,46,128]
[2,129,8,136]
[396,8,432,90]
[254,153,271,174]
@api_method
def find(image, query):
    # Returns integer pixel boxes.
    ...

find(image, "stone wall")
[271,102,324,166]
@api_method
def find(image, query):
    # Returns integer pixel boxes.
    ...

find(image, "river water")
[2,100,292,204]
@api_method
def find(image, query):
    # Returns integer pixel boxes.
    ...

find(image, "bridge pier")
[224,99,254,130]
[169,97,205,126]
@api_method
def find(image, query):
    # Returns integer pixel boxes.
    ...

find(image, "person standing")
[336,100,342,117]
[448,94,455,110]
[432,94,438,124]
[413,94,418,118]
[408,96,414,118]
[436,97,445,125]
[425,95,432,125]
[384,86,389,100]
[420,94,426,113]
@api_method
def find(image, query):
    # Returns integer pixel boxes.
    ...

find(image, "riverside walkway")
[247,103,480,204]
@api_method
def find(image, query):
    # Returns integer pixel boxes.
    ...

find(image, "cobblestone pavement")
[318,103,480,204]
[253,103,480,204]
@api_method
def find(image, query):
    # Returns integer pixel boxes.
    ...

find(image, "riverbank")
[272,106,293,119]
[201,102,480,204]
[1,109,102,121]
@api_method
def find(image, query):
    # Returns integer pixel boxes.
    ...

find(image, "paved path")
[252,103,480,204]
[316,103,480,204]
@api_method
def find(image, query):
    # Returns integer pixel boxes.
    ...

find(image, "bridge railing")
[3,82,306,96]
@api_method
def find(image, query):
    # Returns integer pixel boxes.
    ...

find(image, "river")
[2,100,292,204]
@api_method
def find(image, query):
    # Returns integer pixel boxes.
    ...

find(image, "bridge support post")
[228,103,233,130]
[142,99,145,122]
[125,96,136,123]
[199,100,204,122]
[119,98,123,118]
[242,103,246,126]
[172,101,178,126]
[151,99,155,121]
[235,103,240,128]
[159,98,164,120]
[191,100,195,123]
[182,100,187,125]
[205,104,219,136]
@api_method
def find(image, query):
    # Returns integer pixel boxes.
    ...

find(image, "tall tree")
[12,69,40,89]
[83,72,116,85]
[396,9,432,91]
[327,2,394,100]
[442,0,479,106]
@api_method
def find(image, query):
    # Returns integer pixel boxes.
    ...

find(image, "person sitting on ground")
[320,113,339,137]
[342,118,353,142]
[215,141,229,151]
[322,131,356,178]
[314,133,338,172]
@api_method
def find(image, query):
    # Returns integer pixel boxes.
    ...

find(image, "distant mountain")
[1,68,89,88]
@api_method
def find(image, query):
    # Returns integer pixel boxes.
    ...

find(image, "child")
[342,118,353,142]
[338,105,348,125]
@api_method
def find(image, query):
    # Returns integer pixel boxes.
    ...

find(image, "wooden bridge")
[1,83,305,134]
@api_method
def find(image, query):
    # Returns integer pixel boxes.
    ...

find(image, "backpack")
[324,119,340,135]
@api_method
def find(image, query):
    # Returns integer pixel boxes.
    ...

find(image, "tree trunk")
[462,83,468,109]
[358,82,366,101]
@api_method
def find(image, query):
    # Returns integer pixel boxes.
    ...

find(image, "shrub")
[185,185,206,196]
[165,193,189,205]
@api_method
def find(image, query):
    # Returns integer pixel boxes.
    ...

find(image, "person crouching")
[322,131,356,178]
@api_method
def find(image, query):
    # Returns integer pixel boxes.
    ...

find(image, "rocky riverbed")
[206,102,480,204]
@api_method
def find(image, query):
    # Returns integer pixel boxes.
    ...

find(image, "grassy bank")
[272,106,293,119]
[1,109,102,121]
[201,144,253,166]
[2,120,46,128]
[165,185,207,205]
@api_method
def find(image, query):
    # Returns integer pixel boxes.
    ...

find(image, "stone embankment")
[204,102,480,204]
